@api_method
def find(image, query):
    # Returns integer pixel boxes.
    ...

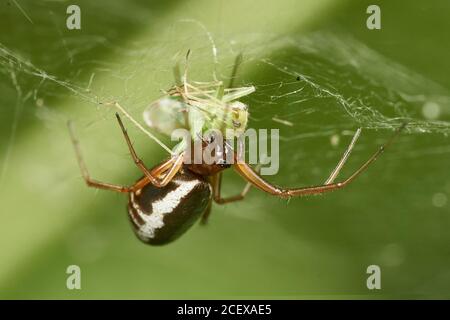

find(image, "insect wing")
[143,97,187,136]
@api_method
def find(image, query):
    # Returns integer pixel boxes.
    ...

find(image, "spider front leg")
[68,117,182,193]
[114,113,183,188]
[68,121,132,193]
[233,124,406,198]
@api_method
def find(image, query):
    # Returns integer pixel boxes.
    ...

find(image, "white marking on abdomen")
[137,179,200,240]
[128,193,142,227]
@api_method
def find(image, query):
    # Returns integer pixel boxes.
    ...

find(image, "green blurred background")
[0,0,449,299]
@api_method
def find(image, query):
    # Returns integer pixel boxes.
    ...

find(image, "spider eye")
[217,158,231,168]
[232,120,241,128]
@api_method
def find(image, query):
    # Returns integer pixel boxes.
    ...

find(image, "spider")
[69,53,405,245]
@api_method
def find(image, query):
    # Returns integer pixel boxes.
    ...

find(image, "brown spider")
[68,114,405,245]
[69,52,404,245]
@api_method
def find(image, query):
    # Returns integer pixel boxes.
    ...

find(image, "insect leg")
[228,53,243,89]
[217,53,245,134]
[173,62,182,87]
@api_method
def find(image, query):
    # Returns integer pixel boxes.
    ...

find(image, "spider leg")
[201,164,261,224]
[115,113,183,188]
[212,163,261,205]
[131,156,182,191]
[211,172,250,204]
[234,124,406,198]
[324,128,362,184]
[68,121,131,193]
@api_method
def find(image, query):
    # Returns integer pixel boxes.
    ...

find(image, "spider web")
[1,17,450,186]
[1,2,450,297]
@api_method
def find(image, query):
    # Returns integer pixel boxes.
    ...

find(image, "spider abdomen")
[127,170,212,245]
